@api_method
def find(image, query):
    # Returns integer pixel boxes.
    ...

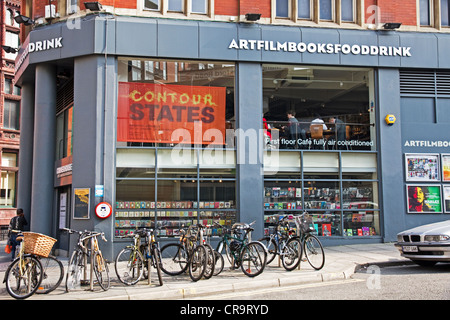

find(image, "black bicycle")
[295,213,325,270]
[258,215,303,271]
[115,228,163,286]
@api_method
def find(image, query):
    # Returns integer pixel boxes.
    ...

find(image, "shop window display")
[115,148,236,237]
[264,155,380,237]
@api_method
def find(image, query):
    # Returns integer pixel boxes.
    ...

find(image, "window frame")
[272,0,360,25]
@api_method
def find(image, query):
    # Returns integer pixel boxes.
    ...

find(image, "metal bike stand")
[90,237,94,291]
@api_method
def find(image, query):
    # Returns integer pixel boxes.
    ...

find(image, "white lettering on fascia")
[28,37,63,53]
[228,39,412,57]
[404,140,450,147]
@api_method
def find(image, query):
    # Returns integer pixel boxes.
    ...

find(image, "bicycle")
[160,224,208,282]
[63,228,110,291]
[295,212,325,270]
[195,223,216,279]
[216,221,267,277]
[3,231,59,299]
[258,215,303,271]
[115,228,163,286]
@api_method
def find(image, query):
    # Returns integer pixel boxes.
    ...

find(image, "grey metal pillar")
[17,82,35,226]
[30,64,56,235]
[378,68,405,242]
[235,62,264,239]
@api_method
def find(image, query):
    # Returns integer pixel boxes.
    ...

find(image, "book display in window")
[264,187,303,210]
[114,200,236,237]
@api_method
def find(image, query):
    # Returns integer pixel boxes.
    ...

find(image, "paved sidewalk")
[0,240,409,300]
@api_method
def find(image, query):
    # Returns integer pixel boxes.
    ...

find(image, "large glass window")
[116,58,236,238]
[115,149,236,237]
[262,65,375,151]
[262,64,379,238]
[263,152,380,238]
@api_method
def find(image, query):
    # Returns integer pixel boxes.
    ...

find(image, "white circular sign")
[95,202,112,219]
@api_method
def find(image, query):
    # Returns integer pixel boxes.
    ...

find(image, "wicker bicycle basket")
[23,232,57,257]
[296,214,315,234]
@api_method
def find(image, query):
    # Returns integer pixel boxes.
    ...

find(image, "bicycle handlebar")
[61,228,107,242]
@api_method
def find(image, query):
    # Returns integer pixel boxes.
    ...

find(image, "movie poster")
[406,185,442,213]
[73,188,90,219]
[405,154,440,182]
[441,154,450,182]
[443,186,450,213]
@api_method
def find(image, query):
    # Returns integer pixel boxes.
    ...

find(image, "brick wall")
[215,0,239,16]
[365,0,417,26]
[238,0,271,18]
[25,0,419,26]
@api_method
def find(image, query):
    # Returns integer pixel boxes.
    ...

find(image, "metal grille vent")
[56,79,74,114]
[436,71,450,95]
[400,70,435,95]
[400,70,450,96]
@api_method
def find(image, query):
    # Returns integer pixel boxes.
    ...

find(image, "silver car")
[395,220,450,267]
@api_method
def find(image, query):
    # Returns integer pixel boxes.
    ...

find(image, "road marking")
[186,278,365,300]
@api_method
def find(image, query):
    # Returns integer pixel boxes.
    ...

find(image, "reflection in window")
[168,0,183,11]
[191,0,207,14]
[0,171,15,207]
[144,0,160,10]
[341,0,354,22]
[420,0,431,26]
[276,0,289,17]
[298,0,311,19]
[442,0,450,26]
[320,0,332,20]
[4,100,19,130]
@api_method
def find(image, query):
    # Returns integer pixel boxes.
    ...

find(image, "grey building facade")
[15,14,450,259]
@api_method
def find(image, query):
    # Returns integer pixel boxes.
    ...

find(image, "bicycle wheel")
[152,245,164,286]
[188,245,207,282]
[36,255,64,294]
[213,250,224,276]
[115,247,145,285]
[5,255,43,299]
[160,243,188,276]
[281,238,303,271]
[94,251,110,291]
[240,242,267,277]
[258,237,278,264]
[203,244,215,279]
[304,234,325,270]
[66,250,86,292]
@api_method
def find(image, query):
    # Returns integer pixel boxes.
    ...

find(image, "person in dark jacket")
[8,208,28,260]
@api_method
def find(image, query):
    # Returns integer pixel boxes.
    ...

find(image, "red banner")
[117,82,226,144]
